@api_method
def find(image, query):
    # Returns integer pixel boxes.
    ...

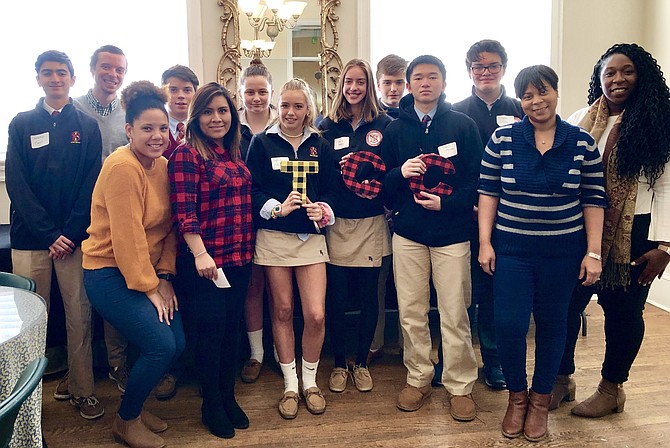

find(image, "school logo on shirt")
[70,131,81,144]
[366,130,383,147]
[309,146,318,157]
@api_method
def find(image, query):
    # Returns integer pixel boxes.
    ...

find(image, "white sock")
[247,329,264,362]
[280,359,299,394]
[273,344,280,364]
[301,358,319,391]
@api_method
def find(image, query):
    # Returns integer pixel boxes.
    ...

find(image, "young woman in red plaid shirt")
[317,59,393,394]
[168,82,254,439]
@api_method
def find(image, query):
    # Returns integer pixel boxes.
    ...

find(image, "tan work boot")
[549,374,576,410]
[141,410,168,433]
[571,377,625,418]
[112,414,166,448]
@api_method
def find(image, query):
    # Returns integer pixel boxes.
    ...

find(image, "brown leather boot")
[523,390,551,442]
[112,414,166,448]
[571,378,625,418]
[501,390,528,438]
[549,375,576,411]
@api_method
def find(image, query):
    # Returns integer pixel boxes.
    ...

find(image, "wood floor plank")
[41,302,670,447]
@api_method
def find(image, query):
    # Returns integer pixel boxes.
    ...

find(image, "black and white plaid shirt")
[86,89,118,117]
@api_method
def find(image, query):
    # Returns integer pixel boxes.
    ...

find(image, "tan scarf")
[577,96,637,287]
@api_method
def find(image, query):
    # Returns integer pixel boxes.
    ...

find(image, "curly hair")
[120,80,168,125]
[587,43,670,185]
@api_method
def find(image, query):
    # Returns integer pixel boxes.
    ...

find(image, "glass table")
[0,286,47,448]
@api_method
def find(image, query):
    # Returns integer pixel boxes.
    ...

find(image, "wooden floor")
[41,302,670,447]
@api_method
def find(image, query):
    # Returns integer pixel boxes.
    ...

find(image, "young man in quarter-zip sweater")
[381,55,481,421]
[6,50,103,420]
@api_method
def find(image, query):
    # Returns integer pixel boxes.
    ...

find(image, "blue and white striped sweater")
[478,116,606,256]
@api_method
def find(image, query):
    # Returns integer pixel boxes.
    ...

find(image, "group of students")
[6,37,670,448]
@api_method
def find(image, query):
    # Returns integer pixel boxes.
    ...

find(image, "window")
[291,24,322,112]
[370,0,552,103]
[1,0,189,158]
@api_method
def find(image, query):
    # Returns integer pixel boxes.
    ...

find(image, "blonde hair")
[329,58,381,123]
[278,78,320,134]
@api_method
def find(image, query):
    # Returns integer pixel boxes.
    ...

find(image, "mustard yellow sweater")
[83,147,177,294]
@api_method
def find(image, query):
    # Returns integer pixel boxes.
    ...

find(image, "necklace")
[281,129,304,139]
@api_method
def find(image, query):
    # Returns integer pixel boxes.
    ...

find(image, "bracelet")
[271,204,283,219]
[586,252,602,261]
[193,250,208,258]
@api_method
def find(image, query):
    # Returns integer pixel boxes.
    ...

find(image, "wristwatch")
[658,244,670,256]
[157,273,175,282]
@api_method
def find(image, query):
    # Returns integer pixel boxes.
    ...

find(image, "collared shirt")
[414,105,437,128]
[86,89,119,117]
[168,115,184,139]
[169,140,254,267]
[42,101,63,116]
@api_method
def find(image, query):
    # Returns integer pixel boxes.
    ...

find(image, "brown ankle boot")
[549,375,576,411]
[112,414,166,448]
[502,390,528,438]
[524,390,551,442]
[571,378,625,418]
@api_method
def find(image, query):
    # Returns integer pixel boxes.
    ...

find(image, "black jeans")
[558,214,653,384]
[174,256,251,404]
[326,264,380,367]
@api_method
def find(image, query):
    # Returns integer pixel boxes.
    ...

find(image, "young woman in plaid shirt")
[168,82,254,439]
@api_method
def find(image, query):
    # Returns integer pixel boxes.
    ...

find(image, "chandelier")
[238,0,308,59]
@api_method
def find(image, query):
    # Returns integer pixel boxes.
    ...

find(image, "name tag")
[438,142,458,159]
[271,156,290,170]
[334,136,349,150]
[30,132,49,149]
[496,115,516,126]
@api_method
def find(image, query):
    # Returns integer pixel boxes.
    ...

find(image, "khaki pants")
[12,248,94,397]
[392,235,478,395]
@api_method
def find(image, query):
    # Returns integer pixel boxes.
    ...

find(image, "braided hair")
[587,43,670,186]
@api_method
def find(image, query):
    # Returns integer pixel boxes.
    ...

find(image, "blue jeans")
[84,267,185,420]
[494,252,581,394]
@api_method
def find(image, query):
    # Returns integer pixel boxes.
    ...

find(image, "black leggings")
[558,214,653,384]
[326,264,380,367]
[175,256,251,404]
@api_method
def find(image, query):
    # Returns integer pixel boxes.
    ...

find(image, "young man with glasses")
[451,39,524,391]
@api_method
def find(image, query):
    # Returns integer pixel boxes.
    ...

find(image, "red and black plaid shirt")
[169,141,254,267]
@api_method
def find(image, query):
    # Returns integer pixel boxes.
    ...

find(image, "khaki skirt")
[254,229,329,267]
[326,215,392,267]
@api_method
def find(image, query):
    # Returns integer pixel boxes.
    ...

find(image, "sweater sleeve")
[62,121,103,244]
[478,129,504,197]
[105,162,159,294]
[577,130,607,208]
[246,135,277,216]
[380,126,406,208]
[5,116,61,247]
[154,226,177,275]
[439,118,482,215]
[169,146,202,235]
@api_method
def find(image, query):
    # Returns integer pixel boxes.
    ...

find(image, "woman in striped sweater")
[477,65,607,442]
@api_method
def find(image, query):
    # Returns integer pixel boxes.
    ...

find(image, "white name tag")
[438,142,458,159]
[334,136,349,150]
[30,132,49,149]
[271,156,290,170]
[496,115,516,126]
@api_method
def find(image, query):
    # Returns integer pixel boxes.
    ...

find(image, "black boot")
[201,399,235,439]
[223,399,249,429]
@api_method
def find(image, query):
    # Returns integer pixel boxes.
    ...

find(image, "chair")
[0,272,36,293]
[0,357,48,448]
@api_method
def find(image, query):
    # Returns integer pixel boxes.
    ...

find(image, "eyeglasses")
[470,63,503,75]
